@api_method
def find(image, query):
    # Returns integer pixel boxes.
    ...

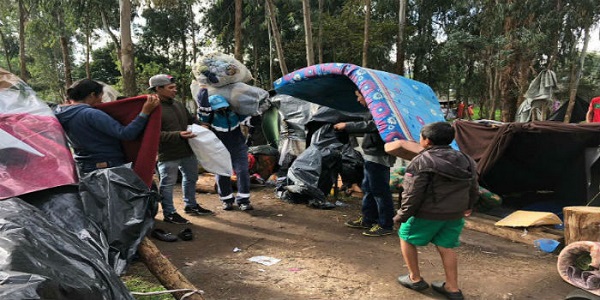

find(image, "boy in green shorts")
[393,122,478,300]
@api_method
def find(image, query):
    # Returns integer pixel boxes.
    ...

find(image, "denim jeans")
[214,128,250,205]
[361,160,394,230]
[157,155,199,217]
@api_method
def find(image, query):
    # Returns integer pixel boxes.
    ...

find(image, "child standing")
[198,93,254,211]
[335,90,396,237]
[393,122,478,300]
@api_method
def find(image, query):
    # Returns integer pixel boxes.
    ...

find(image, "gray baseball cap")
[148,74,175,90]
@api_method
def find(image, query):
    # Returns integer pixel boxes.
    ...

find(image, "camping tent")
[454,120,600,214]
[547,96,589,123]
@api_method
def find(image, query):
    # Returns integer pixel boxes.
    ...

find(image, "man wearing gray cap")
[149,74,213,224]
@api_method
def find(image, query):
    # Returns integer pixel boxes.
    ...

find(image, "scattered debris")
[248,256,281,266]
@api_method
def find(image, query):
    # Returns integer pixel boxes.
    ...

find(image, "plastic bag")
[191,81,269,116]
[188,124,233,176]
[191,52,252,87]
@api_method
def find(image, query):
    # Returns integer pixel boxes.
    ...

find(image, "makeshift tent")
[273,63,449,148]
[515,70,557,122]
[547,96,589,123]
[454,120,600,215]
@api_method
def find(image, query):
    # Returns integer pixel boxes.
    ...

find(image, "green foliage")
[123,275,174,300]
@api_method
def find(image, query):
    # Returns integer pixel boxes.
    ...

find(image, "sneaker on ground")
[222,202,234,211]
[345,216,372,229]
[184,204,214,216]
[239,203,254,211]
[164,212,190,224]
[362,224,394,237]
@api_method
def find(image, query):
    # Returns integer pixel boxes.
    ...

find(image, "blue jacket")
[200,108,249,133]
[54,104,148,167]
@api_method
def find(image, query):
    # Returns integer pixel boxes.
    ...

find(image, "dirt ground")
[126,185,579,300]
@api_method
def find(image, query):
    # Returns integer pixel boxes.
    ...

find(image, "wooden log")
[464,214,563,245]
[563,206,600,245]
[137,237,205,300]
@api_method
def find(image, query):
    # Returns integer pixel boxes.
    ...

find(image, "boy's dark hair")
[67,79,103,101]
[420,122,455,145]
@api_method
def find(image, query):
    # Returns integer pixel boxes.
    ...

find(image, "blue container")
[534,239,560,253]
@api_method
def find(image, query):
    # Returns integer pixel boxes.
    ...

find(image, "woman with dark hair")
[55,79,160,173]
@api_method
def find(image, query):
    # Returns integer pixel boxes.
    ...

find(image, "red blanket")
[95,96,161,187]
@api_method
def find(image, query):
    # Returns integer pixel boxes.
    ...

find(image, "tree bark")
[563,206,600,245]
[265,0,288,75]
[396,0,406,75]
[137,237,205,300]
[59,35,73,88]
[302,0,314,66]
[0,25,12,73]
[18,0,28,82]
[120,0,136,96]
[234,0,242,61]
[317,0,323,64]
[564,26,590,123]
[361,0,371,67]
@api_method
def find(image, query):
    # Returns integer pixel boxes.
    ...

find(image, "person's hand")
[393,214,402,224]
[141,94,160,115]
[179,131,196,139]
[464,209,472,217]
[333,122,346,131]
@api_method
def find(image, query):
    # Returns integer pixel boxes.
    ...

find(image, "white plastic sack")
[191,81,269,116]
[187,124,233,176]
[191,52,252,87]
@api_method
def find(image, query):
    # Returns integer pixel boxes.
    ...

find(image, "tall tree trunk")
[317,0,323,64]
[59,35,73,88]
[302,0,314,66]
[0,25,12,73]
[234,0,242,61]
[85,22,91,79]
[101,9,122,67]
[180,29,188,103]
[120,0,136,96]
[190,4,197,63]
[267,11,274,84]
[361,0,371,67]
[396,0,406,75]
[564,27,590,123]
[265,0,288,75]
[18,0,28,82]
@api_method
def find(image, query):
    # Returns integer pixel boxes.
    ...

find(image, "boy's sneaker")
[222,202,234,211]
[345,216,372,229]
[164,212,190,224]
[184,204,214,216]
[239,203,254,211]
[362,224,394,237]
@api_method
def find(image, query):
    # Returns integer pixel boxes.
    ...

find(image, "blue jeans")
[215,129,250,205]
[361,161,394,230]
[157,155,199,217]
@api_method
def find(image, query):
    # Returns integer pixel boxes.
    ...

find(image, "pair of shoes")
[432,282,464,300]
[397,274,429,291]
[178,228,193,241]
[222,202,234,211]
[184,205,214,216]
[239,203,254,211]
[345,216,372,229]
[151,228,178,242]
[163,212,190,224]
[362,224,394,237]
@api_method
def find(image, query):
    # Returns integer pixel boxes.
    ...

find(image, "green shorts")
[398,216,465,248]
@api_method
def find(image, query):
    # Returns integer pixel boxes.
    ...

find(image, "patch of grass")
[123,275,174,300]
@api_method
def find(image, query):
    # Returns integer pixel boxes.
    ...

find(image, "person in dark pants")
[150,74,214,225]
[334,90,396,237]
[198,93,254,211]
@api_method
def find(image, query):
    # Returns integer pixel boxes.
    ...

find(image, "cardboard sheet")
[495,210,562,227]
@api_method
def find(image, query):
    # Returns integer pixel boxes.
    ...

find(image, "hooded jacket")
[54,103,148,166]
[398,145,479,222]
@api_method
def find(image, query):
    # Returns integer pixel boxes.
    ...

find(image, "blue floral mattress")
[273,63,447,143]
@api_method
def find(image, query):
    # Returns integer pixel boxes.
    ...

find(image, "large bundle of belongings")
[454,119,600,217]
[0,68,158,299]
